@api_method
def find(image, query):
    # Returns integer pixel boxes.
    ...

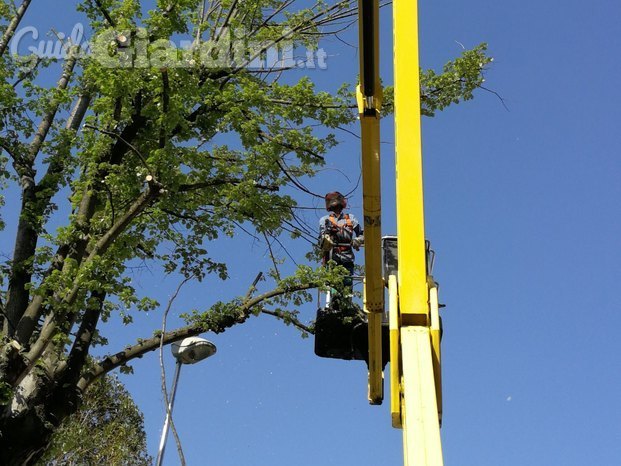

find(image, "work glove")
[320,234,335,252]
[352,235,364,250]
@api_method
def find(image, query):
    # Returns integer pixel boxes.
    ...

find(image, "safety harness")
[326,213,354,252]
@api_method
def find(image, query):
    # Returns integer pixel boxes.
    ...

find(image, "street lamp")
[155,337,217,466]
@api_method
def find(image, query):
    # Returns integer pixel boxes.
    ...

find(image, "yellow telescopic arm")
[391,0,444,463]
[357,0,384,405]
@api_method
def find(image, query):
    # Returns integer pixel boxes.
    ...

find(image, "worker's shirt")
[319,212,363,264]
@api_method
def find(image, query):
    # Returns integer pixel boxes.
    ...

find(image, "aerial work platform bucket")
[314,296,389,368]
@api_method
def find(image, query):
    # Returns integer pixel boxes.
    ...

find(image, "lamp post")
[155,336,217,466]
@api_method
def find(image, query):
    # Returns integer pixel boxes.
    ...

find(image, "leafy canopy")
[36,374,152,466]
[0,0,491,462]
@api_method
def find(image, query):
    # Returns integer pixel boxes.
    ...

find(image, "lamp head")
[171,337,217,364]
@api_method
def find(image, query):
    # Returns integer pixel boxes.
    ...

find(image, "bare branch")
[274,157,323,198]
[477,84,510,111]
[159,278,192,466]
[265,230,300,266]
[268,98,356,110]
[170,419,187,466]
[229,0,353,75]
[251,0,296,35]
[243,272,264,304]
[177,178,279,193]
[261,309,313,334]
[262,232,282,280]
[259,129,325,161]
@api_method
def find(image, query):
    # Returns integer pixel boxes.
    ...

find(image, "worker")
[319,191,364,288]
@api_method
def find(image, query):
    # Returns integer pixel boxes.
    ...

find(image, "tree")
[36,374,151,466]
[0,0,491,463]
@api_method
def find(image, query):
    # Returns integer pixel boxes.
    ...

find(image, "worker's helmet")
[325,191,347,211]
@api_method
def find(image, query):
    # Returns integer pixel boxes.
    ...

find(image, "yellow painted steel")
[391,0,444,462]
[358,102,383,316]
[365,276,384,404]
[357,0,385,404]
[355,1,445,461]
[360,109,383,404]
[401,327,444,466]
[393,0,428,326]
[428,279,442,423]
[388,274,402,428]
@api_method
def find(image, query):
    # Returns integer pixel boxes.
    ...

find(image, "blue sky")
[3,0,621,465]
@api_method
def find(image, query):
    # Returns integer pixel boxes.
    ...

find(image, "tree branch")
[21,179,166,368]
[477,84,510,111]
[0,0,32,57]
[77,282,316,390]
[177,178,279,193]
[250,0,295,35]
[243,272,263,304]
[12,56,43,89]
[0,136,23,162]
[268,98,356,110]
[92,0,116,28]
[5,53,78,337]
[258,129,325,162]
[260,309,313,334]
[65,93,92,131]
[34,93,92,208]
[58,290,107,383]
[214,0,238,43]
[21,52,78,170]
[83,124,153,173]
[159,69,170,149]
[225,0,352,76]
[262,232,281,280]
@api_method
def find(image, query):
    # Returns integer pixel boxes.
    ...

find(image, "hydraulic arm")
[357,0,384,406]
[357,0,444,464]
[317,0,445,463]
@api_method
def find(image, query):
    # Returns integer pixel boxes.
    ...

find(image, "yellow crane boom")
[356,0,384,405]
[357,0,444,463]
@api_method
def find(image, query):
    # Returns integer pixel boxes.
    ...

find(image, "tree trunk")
[0,407,54,465]
[0,371,80,465]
